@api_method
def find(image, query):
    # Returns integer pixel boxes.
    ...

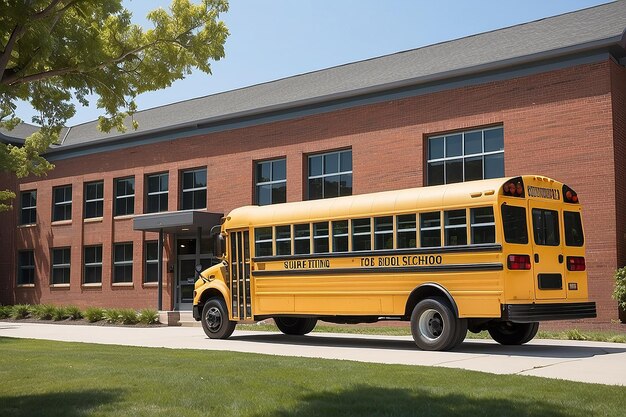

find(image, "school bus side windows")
[445,210,467,246]
[471,207,495,244]
[332,220,349,252]
[352,218,371,251]
[275,225,291,255]
[294,224,311,254]
[255,227,273,256]
[313,222,330,253]
[420,212,441,247]
[374,216,393,250]
[396,214,417,248]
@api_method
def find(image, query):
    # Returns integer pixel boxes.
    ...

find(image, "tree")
[0,0,228,210]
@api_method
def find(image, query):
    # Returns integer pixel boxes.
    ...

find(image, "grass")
[237,322,626,343]
[0,337,624,417]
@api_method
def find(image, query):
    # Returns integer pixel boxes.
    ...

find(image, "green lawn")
[0,337,624,417]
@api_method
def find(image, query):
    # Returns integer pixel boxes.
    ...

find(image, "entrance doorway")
[176,236,213,310]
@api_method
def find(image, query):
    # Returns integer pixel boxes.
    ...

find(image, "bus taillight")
[563,185,579,204]
[567,256,586,271]
[507,254,531,270]
[503,177,525,197]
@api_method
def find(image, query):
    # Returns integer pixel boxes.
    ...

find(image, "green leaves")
[0,0,229,211]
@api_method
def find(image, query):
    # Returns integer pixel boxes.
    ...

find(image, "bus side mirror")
[214,233,225,258]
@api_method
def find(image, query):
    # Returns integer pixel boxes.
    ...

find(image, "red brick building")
[1,2,625,322]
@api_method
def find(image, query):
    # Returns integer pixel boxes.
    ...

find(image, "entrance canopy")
[133,210,222,234]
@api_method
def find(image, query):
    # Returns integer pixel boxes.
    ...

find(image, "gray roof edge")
[43,36,622,156]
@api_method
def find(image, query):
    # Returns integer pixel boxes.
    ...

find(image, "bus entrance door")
[528,201,567,300]
[229,230,253,320]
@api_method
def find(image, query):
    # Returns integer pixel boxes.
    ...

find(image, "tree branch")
[0,24,27,82]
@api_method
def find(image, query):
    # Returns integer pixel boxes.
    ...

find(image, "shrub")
[84,307,105,323]
[119,309,139,325]
[51,306,70,321]
[138,309,159,325]
[0,305,12,319]
[66,305,83,320]
[31,304,56,320]
[104,308,123,324]
[12,304,31,319]
[612,267,626,311]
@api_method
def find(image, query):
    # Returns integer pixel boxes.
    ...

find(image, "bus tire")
[447,318,468,350]
[274,317,317,335]
[201,297,236,339]
[410,297,459,351]
[488,321,539,345]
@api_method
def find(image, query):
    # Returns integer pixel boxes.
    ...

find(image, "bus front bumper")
[501,302,597,323]
[192,305,201,321]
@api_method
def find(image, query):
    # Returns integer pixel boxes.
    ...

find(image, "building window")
[52,185,72,221]
[51,248,71,285]
[84,181,104,219]
[181,168,207,210]
[255,158,286,205]
[17,250,35,285]
[115,177,135,216]
[146,173,169,213]
[20,190,37,225]
[427,126,504,185]
[113,243,133,283]
[84,245,102,284]
[145,241,159,283]
[308,149,352,200]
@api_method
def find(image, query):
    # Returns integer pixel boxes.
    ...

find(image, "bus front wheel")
[201,298,236,339]
[488,321,539,345]
[274,317,317,335]
[411,297,464,351]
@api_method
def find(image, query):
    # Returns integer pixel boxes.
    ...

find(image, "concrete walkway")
[1,322,625,386]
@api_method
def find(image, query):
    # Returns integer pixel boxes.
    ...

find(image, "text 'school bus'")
[192,175,596,351]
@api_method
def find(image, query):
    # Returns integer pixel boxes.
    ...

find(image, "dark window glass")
[313,222,329,253]
[564,211,584,247]
[145,241,159,283]
[427,126,504,186]
[445,210,467,246]
[294,224,310,255]
[181,168,207,210]
[501,205,528,244]
[332,220,349,252]
[84,246,102,284]
[255,159,286,205]
[146,173,169,213]
[308,150,352,200]
[115,177,135,216]
[84,181,104,218]
[20,190,37,225]
[52,185,72,221]
[374,216,393,250]
[471,207,495,244]
[464,131,482,155]
[113,243,133,283]
[420,212,441,247]
[51,248,71,285]
[532,208,560,246]
[275,225,291,256]
[17,250,35,285]
[255,227,273,257]
[352,218,371,251]
[397,214,416,249]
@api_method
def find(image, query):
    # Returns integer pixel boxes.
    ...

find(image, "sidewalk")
[1,321,625,386]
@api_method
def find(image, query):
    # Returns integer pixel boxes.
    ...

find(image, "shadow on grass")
[0,389,123,417]
[230,333,626,358]
[260,385,572,417]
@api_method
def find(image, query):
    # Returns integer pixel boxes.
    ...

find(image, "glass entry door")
[176,236,213,310]
[177,257,200,310]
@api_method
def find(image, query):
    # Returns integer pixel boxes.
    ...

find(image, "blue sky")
[15,0,612,126]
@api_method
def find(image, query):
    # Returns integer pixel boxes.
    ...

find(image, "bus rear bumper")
[501,302,597,323]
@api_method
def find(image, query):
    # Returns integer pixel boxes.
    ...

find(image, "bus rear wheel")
[411,297,463,351]
[201,298,236,339]
[488,321,539,345]
[274,317,317,335]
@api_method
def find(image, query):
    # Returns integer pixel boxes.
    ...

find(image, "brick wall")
[0,59,621,321]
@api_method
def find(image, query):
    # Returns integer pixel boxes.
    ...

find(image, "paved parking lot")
[1,322,624,386]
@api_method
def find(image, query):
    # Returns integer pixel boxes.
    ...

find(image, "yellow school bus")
[192,175,596,351]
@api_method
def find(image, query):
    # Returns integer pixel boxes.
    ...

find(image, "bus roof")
[223,175,564,229]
